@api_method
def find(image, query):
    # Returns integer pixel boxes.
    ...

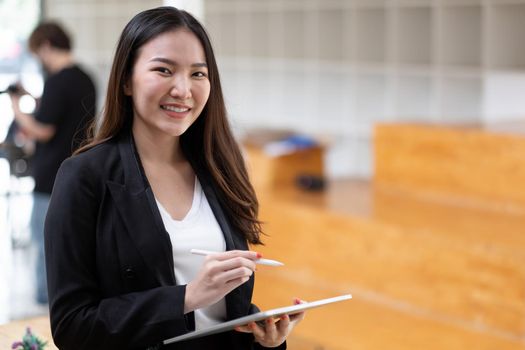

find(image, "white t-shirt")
[155,177,227,330]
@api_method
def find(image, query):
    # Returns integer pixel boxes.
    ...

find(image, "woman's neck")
[132,121,184,165]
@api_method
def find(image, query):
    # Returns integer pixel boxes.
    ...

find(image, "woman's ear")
[123,81,132,96]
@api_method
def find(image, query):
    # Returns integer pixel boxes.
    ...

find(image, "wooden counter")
[374,123,525,206]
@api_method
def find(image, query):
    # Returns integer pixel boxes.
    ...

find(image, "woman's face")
[125,29,210,139]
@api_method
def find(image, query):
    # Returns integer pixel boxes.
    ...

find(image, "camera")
[0,83,23,95]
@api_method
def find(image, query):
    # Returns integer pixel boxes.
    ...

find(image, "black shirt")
[32,65,96,194]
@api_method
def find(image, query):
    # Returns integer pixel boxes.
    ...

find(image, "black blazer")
[44,129,285,350]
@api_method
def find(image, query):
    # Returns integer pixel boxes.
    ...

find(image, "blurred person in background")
[8,21,97,305]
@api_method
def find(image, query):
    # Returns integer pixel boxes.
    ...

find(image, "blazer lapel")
[107,131,175,286]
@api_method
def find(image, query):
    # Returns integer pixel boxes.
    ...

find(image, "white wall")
[204,0,525,179]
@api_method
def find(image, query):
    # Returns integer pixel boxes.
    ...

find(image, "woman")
[44,6,303,350]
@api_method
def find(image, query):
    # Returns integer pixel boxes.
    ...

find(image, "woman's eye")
[193,71,207,78]
[154,67,171,75]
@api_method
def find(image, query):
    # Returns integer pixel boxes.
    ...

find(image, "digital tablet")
[163,293,352,344]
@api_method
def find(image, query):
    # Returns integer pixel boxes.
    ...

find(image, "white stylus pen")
[190,249,284,267]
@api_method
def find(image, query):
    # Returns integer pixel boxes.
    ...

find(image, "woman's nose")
[170,76,191,99]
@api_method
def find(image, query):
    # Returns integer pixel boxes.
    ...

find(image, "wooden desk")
[244,144,324,190]
[0,316,57,349]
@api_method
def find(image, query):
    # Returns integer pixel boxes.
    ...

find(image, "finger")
[263,317,278,340]
[209,256,257,274]
[250,322,266,340]
[220,257,257,272]
[223,275,251,292]
[293,297,306,305]
[212,250,260,262]
[200,259,254,287]
[216,266,253,285]
[234,325,253,333]
[289,311,305,323]
[277,314,291,333]
[291,297,306,322]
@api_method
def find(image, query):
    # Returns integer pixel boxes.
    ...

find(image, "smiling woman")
[43,6,304,350]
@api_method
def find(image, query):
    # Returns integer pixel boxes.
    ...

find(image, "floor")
[251,179,525,350]
[0,160,49,325]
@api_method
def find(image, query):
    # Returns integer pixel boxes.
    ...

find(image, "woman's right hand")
[184,250,259,313]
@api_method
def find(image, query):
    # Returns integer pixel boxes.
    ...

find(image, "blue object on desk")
[263,134,318,156]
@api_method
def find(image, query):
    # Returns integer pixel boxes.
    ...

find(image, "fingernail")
[294,297,301,304]
[256,252,263,259]
[281,315,288,320]
[266,318,273,324]
[250,322,257,329]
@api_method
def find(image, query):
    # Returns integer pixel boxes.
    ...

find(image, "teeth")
[162,105,189,113]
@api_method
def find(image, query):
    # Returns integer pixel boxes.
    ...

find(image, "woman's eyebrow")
[149,57,207,67]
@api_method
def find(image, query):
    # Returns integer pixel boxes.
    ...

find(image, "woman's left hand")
[235,298,306,348]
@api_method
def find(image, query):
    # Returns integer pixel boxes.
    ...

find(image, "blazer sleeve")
[254,342,286,350]
[44,157,191,350]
